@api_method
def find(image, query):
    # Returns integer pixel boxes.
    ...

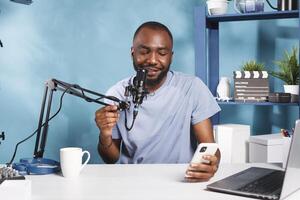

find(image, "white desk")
[25,163,300,200]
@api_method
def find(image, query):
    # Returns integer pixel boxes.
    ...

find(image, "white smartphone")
[191,143,218,164]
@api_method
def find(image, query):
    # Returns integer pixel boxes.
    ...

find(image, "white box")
[249,134,291,167]
[214,124,250,163]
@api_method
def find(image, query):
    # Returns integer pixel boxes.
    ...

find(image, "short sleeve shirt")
[104,71,221,164]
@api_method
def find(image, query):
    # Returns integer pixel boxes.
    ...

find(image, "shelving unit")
[194,6,300,124]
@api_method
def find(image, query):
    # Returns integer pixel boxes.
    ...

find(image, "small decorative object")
[206,0,229,15]
[270,47,299,99]
[234,0,264,14]
[216,76,231,101]
[268,92,291,103]
[234,60,269,102]
[266,0,298,11]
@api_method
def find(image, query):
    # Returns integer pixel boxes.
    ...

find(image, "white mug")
[60,147,90,178]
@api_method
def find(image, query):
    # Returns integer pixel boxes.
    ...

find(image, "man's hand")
[185,155,219,182]
[96,105,121,163]
[95,105,119,138]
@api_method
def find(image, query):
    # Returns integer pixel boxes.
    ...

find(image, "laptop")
[207,120,300,200]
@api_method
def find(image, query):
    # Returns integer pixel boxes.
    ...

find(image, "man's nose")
[148,52,158,65]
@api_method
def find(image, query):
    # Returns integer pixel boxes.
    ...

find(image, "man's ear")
[130,47,134,58]
[170,51,174,63]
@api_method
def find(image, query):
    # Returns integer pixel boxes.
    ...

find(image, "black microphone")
[133,69,148,104]
[123,69,148,131]
[124,69,149,116]
[132,69,148,116]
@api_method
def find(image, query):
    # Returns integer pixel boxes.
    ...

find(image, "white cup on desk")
[60,147,90,178]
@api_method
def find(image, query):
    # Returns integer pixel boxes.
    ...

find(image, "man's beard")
[133,62,170,87]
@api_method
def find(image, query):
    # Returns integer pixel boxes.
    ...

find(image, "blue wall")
[0,0,298,164]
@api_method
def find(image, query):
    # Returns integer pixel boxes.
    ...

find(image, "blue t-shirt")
[104,71,221,164]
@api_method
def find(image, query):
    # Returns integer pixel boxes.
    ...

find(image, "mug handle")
[80,150,90,172]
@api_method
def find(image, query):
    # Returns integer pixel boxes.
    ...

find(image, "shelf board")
[217,101,299,106]
[206,10,299,23]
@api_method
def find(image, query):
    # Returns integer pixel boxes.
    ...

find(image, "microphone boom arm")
[34,78,129,158]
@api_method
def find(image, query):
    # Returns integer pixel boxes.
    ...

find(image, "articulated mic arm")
[34,78,129,158]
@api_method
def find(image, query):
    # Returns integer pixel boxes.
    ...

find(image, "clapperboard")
[234,71,269,102]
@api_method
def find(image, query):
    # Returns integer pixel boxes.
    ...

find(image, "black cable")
[7,87,70,165]
[124,108,137,131]
[266,0,278,10]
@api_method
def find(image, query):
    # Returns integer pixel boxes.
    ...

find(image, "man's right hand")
[95,105,120,138]
[96,105,121,163]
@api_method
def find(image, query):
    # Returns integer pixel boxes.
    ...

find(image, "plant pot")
[207,0,228,15]
[283,85,299,95]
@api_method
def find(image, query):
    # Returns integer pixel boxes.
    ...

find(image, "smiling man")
[95,21,221,182]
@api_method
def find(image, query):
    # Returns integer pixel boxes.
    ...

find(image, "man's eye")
[158,50,168,56]
[139,49,149,55]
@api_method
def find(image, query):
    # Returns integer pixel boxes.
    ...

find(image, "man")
[95,21,221,182]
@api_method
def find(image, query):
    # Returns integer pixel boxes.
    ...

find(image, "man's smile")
[146,67,160,77]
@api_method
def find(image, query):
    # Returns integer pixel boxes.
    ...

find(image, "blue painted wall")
[0,0,298,164]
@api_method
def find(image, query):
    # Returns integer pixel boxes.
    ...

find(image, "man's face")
[131,27,173,88]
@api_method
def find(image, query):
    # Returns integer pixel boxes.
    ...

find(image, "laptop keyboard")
[238,170,285,196]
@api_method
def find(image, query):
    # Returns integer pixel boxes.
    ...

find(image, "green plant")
[270,47,300,85]
[241,60,265,71]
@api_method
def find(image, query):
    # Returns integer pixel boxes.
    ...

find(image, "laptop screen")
[280,120,300,199]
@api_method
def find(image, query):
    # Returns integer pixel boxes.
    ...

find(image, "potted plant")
[241,60,265,71]
[270,47,300,95]
[233,60,269,102]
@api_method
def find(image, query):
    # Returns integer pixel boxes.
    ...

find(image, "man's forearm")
[98,135,120,164]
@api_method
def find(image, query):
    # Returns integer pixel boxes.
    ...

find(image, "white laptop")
[207,120,300,200]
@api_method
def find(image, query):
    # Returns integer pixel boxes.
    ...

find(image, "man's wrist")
[99,134,113,149]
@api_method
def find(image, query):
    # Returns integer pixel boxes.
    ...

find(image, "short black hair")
[133,21,173,43]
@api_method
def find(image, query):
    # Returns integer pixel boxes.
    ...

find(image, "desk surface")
[26,163,300,200]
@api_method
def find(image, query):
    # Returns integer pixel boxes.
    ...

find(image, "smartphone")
[190,143,218,164]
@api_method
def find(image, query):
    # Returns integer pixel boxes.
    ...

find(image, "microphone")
[123,69,148,131]
[132,69,148,117]
[124,69,148,116]
[133,69,148,105]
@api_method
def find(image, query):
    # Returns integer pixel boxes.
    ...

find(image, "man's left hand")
[185,155,219,182]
